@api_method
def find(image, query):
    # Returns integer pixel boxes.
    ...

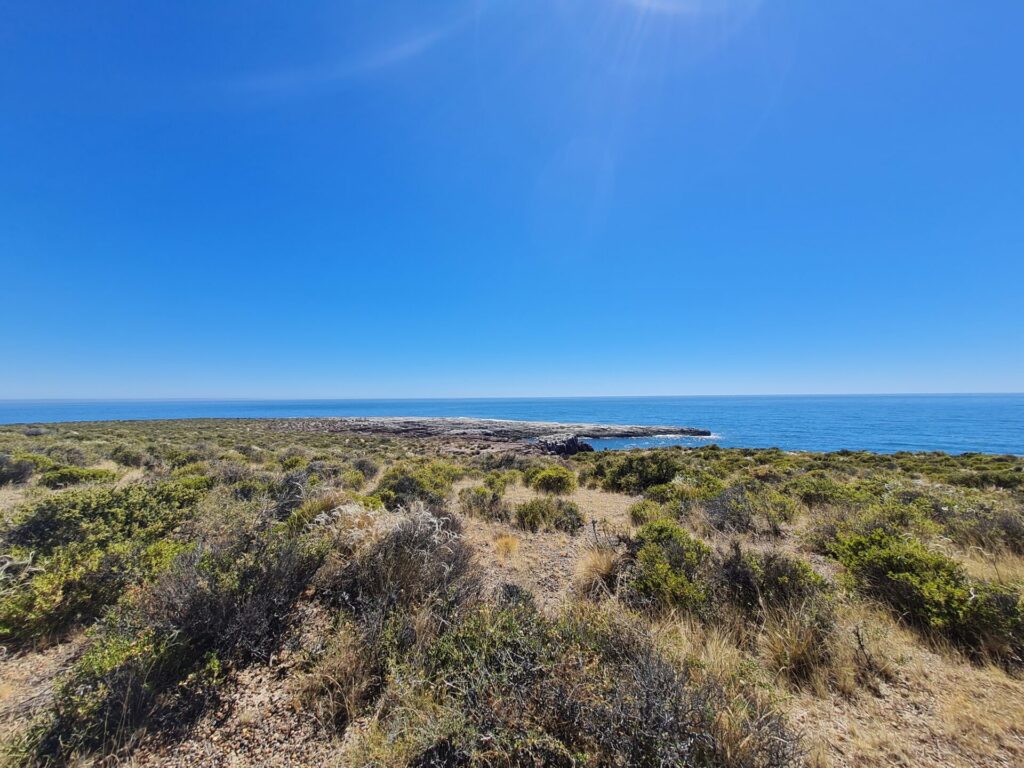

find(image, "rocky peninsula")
[269,416,711,455]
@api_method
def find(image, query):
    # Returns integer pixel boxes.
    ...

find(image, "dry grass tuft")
[295,622,378,733]
[573,544,619,598]
[493,533,519,562]
[937,666,1024,764]
[957,547,1024,587]
[656,615,748,687]
[760,605,833,695]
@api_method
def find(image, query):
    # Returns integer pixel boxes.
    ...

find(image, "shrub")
[642,482,679,504]
[283,493,346,536]
[746,485,800,532]
[514,498,583,534]
[45,445,87,467]
[833,529,1024,665]
[273,469,310,518]
[603,453,679,494]
[702,486,755,532]
[145,517,320,661]
[38,466,116,489]
[624,520,712,612]
[316,505,476,623]
[20,511,322,763]
[110,444,148,468]
[673,471,728,507]
[374,598,804,767]
[372,462,461,512]
[0,482,207,645]
[529,466,577,496]
[11,452,58,472]
[716,543,829,616]
[628,499,661,526]
[927,490,1024,555]
[457,485,509,522]
[483,470,515,495]
[784,472,871,510]
[0,453,34,486]
[352,456,380,480]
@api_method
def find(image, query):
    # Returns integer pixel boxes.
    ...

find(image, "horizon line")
[1,392,1022,403]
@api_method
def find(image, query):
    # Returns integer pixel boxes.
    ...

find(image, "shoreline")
[267,416,711,440]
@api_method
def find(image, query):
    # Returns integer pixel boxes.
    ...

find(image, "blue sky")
[2,0,1022,398]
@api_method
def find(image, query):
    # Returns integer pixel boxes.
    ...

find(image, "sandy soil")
[455,481,638,613]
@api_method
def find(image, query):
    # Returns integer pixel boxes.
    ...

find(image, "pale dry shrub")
[956,546,1024,587]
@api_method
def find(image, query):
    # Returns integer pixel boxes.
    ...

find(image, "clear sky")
[2,1,1022,398]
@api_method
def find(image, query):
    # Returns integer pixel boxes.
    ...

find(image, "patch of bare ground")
[454,481,637,613]
[126,602,339,768]
[792,620,1024,767]
[0,636,82,745]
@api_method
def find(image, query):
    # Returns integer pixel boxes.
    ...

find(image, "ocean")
[0,395,1021,455]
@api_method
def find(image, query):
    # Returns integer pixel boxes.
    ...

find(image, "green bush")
[484,470,516,495]
[372,461,461,511]
[675,470,728,504]
[716,543,829,616]
[643,482,679,504]
[110,443,148,467]
[529,466,577,496]
[746,485,800,531]
[628,499,661,526]
[784,472,873,510]
[603,453,680,494]
[458,485,509,522]
[0,481,207,645]
[833,529,1024,664]
[340,468,367,490]
[514,498,583,534]
[20,512,321,764]
[624,520,712,611]
[38,466,116,489]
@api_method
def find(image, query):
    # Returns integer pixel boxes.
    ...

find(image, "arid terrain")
[1,419,1023,767]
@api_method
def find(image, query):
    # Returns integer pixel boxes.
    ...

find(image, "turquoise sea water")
[0,395,1021,455]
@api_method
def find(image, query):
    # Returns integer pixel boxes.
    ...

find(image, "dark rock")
[537,433,594,456]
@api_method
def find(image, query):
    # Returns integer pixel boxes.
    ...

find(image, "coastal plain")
[1,418,1023,767]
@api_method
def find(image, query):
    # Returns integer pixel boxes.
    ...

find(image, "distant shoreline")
[1,395,1020,455]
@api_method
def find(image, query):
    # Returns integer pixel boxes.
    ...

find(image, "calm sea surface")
[0,395,1021,455]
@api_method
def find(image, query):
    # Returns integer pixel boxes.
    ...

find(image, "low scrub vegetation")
[457,482,510,522]
[514,497,584,534]
[527,465,577,495]
[371,460,461,512]
[832,529,1023,666]
[1,421,1022,766]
